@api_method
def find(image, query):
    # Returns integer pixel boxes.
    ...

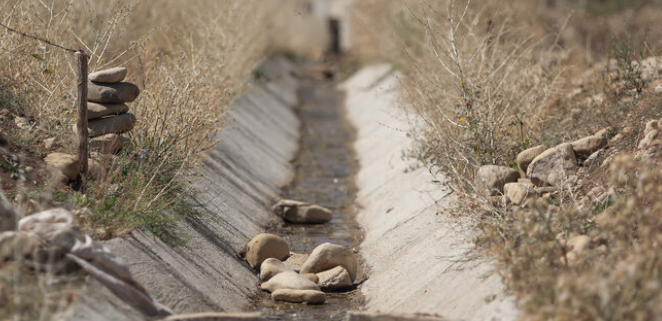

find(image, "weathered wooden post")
[75,51,89,192]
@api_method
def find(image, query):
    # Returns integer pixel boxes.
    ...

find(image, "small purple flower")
[139,149,147,159]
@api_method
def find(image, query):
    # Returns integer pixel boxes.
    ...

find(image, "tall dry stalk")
[385,1,560,192]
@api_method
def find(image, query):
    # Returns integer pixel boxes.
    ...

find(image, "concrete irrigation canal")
[256,66,364,320]
[49,58,517,321]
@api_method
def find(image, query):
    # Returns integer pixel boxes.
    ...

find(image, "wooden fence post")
[75,51,89,192]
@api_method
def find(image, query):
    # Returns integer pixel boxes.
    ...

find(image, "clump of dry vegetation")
[351,0,662,319]
[0,0,327,243]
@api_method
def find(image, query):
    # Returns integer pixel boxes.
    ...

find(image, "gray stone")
[260,271,320,293]
[300,243,358,282]
[316,266,352,291]
[88,82,140,103]
[246,233,289,269]
[271,289,326,304]
[474,165,520,196]
[77,113,136,138]
[89,67,128,83]
[571,135,607,159]
[271,199,333,224]
[88,102,129,120]
[527,143,578,187]
[89,133,130,154]
[516,145,546,178]
[503,182,534,206]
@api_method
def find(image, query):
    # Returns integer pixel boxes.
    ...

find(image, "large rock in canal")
[259,258,291,282]
[271,199,333,224]
[316,265,352,291]
[260,271,320,293]
[245,233,289,269]
[271,289,326,304]
[300,242,358,282]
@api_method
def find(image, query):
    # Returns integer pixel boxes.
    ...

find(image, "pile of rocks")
[44,67,139,184]
[475,131,610,206]
[245,233,358,304]
[80,67,139,154]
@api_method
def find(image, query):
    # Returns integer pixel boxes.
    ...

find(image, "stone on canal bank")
[44,153,79,180]
[527,143,578,187]
[474,165,520,196]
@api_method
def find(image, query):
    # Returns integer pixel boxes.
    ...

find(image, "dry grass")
[357,0,563,190]
[0,0,327,239]
[352,0,662,319]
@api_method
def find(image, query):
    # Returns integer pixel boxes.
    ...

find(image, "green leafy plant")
[0,154,26,181]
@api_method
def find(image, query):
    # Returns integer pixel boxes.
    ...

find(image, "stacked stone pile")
[245,233,359,304]
[79,67,139,154]
[44,67,140,183]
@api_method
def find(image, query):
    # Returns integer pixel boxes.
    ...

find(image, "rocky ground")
[468,54,662,319]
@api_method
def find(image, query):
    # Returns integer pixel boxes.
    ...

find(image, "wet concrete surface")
[255,73,364,320]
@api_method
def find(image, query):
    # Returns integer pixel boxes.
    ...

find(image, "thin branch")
[0,20,77,53]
